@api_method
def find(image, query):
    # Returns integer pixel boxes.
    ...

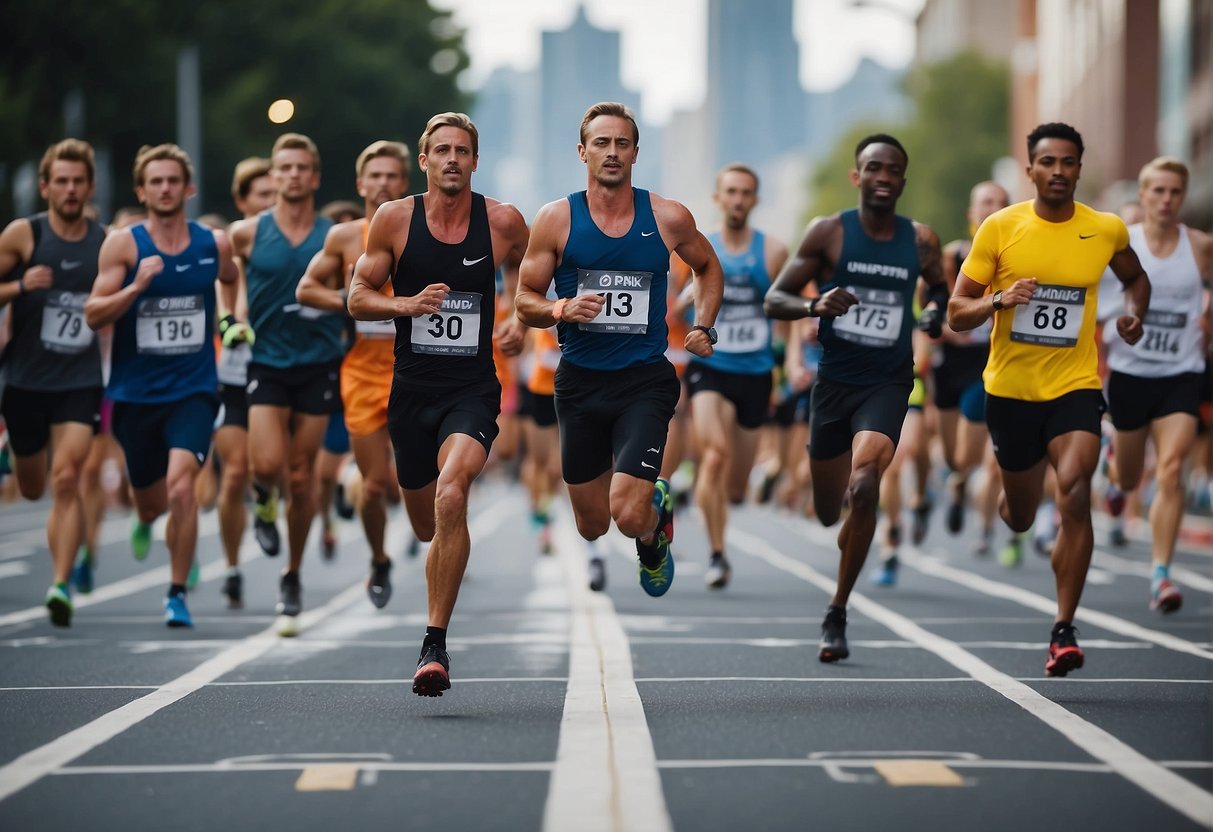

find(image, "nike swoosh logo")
[641,461,656,469]
[647,447,661,454]
[463,256,488,266]
[175,264,191,272]
[1078,234,1096,240]
[60,260,81,270]
[640,231,657,237]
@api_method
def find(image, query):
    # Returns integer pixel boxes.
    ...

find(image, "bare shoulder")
[531,198,571,237]
[912,220,941,246]
[1187,225,1213,261]
[485,197,528,234]
[648,191,695,234]
[0,216,34,256]
[99,225,137,261]
[228,214,259,252]
[800,213,842,247]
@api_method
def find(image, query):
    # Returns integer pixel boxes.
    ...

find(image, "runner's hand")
[219,314,255,347]
[494,315,526,357]
[1000,278,1038,308]
[562,293,605,324]
[686,327,713,359]
[813,287,859,318]
[20,265,53,292]
[132,256,164,292]
[405,283,449,316]
[917,306,942,338]
[1116,313,1143,346]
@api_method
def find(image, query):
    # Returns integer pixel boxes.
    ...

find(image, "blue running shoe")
[165,592,193,628]
[637,479,675,597]
[71,546,94,595]
[131,520,152,561]
[869,555,898,587]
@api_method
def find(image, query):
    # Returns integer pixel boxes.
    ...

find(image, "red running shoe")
[412,645,451,697]
[1045,622,1085,677]
[1149,579,1183,614]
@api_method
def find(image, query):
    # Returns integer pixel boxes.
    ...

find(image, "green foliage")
[804,51,1010,244]
[0,0,469,222]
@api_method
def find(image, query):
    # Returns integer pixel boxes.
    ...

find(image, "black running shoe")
[413,644,451,697]
[253,516,280,557]
[704,553,731,590]
[1045,622,1084,677]
[946,499,964,535]
[221,570,243,609]
[333,482,356,521]
[818,606,849,663]
[588,557,607,592]
[911,499,933,545]
[367,558,392,609]
[276,571,302,617]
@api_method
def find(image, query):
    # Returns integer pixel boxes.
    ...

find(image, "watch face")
[706,327,718,344]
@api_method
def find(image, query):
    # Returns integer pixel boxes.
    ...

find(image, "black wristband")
[17,277,25,296]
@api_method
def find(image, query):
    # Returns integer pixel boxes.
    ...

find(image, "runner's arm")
[1109,243,1150,346]
[0,219,38,307]
[516,200,585,327]
[85,230,157,329]
[765,216,855,320]
[298,225,351,314]
[349,199,443,320]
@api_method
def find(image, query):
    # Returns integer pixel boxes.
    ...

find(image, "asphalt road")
[0,476,1209,831]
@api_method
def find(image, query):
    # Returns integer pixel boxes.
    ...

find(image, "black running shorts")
[684,361,773,430]
[388,377,501,490]
[1107,371,1203,432]
[1,385,102,456]
[808,377,913,460]
[111,393,218,488]
[986,389,1105,473]
[246,360,342,415]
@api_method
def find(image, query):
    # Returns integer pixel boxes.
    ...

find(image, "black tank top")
[391,193,497,390]
[1,213,106,391]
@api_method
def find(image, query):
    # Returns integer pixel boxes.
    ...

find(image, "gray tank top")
[1,213,106,390]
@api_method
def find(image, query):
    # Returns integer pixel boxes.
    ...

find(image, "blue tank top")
[695,230,774,375]
[554,189,670,371]
[245,212,342,368]
[107,222,219,404]
[817,209,920,385]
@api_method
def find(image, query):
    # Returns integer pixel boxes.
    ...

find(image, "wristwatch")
[991,290,1004,311]
[804,297,818,317]
[691,324,718,345]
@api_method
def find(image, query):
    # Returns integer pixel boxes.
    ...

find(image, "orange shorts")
[342,341,393,436]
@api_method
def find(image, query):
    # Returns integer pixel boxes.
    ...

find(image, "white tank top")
[1105,224,1206,377]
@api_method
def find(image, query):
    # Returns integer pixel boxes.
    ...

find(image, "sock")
[423,626,447,652]
[227,566,240,577]
[1151,562,1168,589]
[1051,619,1072,637]
[826,604,846,622]
[168,584,186,598]
[710,550,723,563]
[54,581,69,593]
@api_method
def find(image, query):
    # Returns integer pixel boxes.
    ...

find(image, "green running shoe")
[999,534,1024,568]
[131,520,152,561]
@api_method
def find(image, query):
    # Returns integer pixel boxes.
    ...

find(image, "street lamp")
[268,99,295,124]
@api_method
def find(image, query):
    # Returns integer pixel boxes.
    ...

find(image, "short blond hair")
[39,138,96,183]
[231,156,272,200]
[579,102,639,147]
[1138,156,1188,191]
[133,143,194,186]
[356,140,411,178]
[418,113,478,158]
[271,133,321,172]
[716,162,759,192]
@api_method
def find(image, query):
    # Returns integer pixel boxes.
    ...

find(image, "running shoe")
[999,535,1023,568]
[221,570,243,609]
[276,571,302,617]
[186,559,200,590]
[1149,579,1183,614]
[538,521,553,556]
[637,479,675,597]
[412,644,451,697]
[1108,524,1128,548]
[1032,531,1056,557]
[975,528,993,557]
[705,553,731,590]
[45,584,72,628]
[588,557,607,592]
[818,606,849,662]
[253,489,280,557]
[946,498,964,535]
[131,519,152,561]
[910,498,933,545]
[333,482,356,521]
[405,535,421,559]
[869,555,898,587]
[1103,484,1125,517]
[321,519,336,562]
[71,546,94,595]
[164,592,193,628]
[367,558,392,609]
[1044,622,1084,677]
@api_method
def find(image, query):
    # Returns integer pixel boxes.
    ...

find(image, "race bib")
[40,291,93,354]
[217,342,252,385]
[832,286,904,348]
[1134,309,1186,361]
[715,303,769,353]
[410,291,481,355]
[355,318,397,340]
[1010,284,1084,347]
[576,269,651,334]
[135,294,205,355]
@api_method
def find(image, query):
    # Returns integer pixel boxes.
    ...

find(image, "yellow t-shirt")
[961,200,1128,401]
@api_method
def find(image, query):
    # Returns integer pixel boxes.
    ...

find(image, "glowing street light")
[268,99,295,124]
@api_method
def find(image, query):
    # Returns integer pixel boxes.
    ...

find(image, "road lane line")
[1093,548,1213,594]
[295,764,359,791]
[873,759,966,787]
[0,582,366,803]
[543,523,672,832]
[730,528,1213,828]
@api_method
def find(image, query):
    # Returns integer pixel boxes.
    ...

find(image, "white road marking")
[624,636,1152,650]
[0,582,367,803]
[1094,548,1213,594]
[654,757,1213,773]
[730,528,1213,828]
[543,521,671,832]
[0,562,31,580]
[54,760,555,775]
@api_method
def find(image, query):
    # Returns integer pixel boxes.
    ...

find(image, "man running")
[85,143,237,628]
[765,133,945,662]
[298,139,411,608]
[949,122,1150,676]
[1103,156,1210,613]
[0,139,107,626]
[686,163,787,590]
[349,113,529,696]
[230,133,341,636]
[516,101,723,598]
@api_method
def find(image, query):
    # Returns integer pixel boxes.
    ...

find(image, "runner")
[297,139,412,608]
[520,325,564,558]
[685,163,788,590]
[949,122,1150,676]
[1103,156,1210,613]
[0,139,107,626]
[230,133,341,636]
[85,143,237,628]
[765,133,946,662]
[516,101,724,598]
[349,113,529,696]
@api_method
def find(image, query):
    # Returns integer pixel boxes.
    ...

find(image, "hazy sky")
[431,0,924,125]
